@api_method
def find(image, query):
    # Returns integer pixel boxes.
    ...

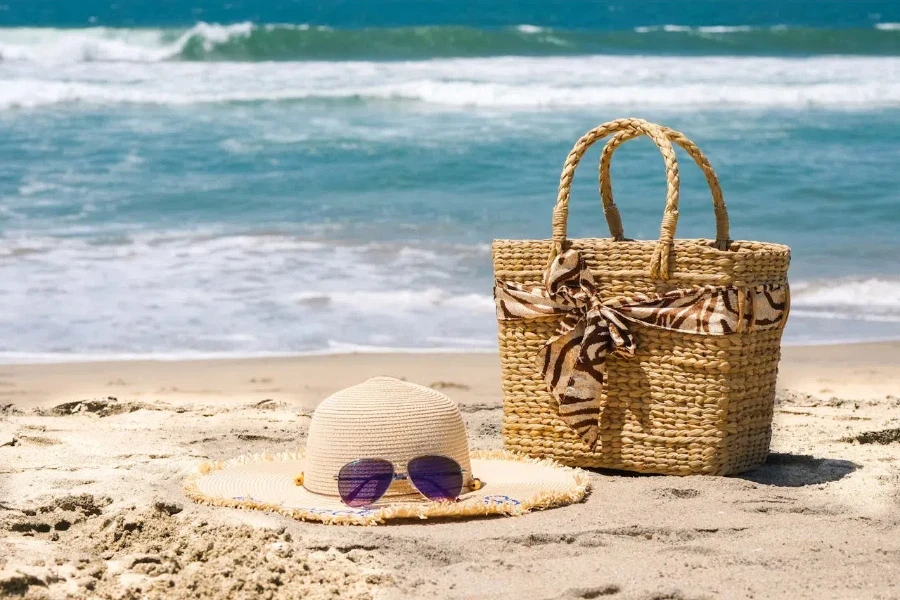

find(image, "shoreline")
[2,341,899,409]
[2,332,900,367]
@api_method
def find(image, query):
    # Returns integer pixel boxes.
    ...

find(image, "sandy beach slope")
[1,344,899,599]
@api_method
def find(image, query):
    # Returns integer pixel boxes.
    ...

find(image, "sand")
[1,345,899,600]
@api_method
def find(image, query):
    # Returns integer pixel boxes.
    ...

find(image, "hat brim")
[185,449,589,525]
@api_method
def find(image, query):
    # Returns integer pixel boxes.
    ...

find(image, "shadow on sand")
[737,452,858,487]
[580,452,859,488]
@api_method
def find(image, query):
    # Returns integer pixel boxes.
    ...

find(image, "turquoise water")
[1,1,900,361]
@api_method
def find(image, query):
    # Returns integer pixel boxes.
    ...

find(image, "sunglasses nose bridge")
[387,472,416,496]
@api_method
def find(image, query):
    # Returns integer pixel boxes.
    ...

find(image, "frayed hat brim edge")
[183,448,590,526]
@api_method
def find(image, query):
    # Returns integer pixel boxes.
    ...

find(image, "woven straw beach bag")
[492,118,791,476]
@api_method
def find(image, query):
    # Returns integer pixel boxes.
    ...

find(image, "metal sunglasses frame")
[332,455,482,506]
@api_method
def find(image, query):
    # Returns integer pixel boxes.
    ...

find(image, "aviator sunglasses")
[334,455,481,507]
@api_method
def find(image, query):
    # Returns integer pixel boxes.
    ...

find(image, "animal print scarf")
[494,249,789,448]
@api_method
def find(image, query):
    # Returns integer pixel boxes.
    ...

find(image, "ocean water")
[1,0,900,362]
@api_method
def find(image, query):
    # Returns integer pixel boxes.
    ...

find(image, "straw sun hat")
[186,377,589,525]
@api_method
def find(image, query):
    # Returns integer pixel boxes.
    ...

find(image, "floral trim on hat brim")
[183,449,590,526]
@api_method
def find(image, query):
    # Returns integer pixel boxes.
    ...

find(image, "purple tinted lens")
[337,459,394,507]
[407,455,464,501]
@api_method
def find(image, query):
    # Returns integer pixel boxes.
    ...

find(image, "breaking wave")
[2,22,900,63]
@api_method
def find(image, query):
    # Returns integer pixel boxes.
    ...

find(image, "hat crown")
[303,377,471,498]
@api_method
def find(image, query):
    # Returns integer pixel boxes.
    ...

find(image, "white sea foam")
[875,23,900,31]
[633,25,696,33]
[219,138,260,154]
[2,55,899,110]
[634,24,792,34]
[0,232,498,360]
[0,345,498,365]
[0,22,261,63]
[791,278,900,321]
[696,25,754,33]
[662,25,692,32]
[789,310,900,323]
[0,26,180,63]
[0,22,326,64]
[17,181,63,196]
[1,230,898,359]
[0,21,539,65]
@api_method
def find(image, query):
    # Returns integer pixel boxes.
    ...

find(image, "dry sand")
[1,344,899,599]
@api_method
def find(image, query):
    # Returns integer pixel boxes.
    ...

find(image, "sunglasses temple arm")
[411,476,455,499]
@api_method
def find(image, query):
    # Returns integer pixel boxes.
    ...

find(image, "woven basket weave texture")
[493,118,790,476]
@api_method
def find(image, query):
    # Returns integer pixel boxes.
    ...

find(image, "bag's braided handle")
[599,124,731,251]
[552,118,680,280]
